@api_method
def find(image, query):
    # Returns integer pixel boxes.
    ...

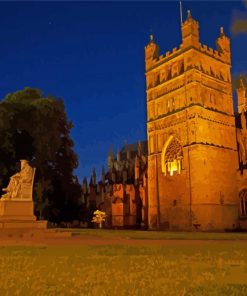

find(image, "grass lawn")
[61,228,247,240]
[1,230,247,295]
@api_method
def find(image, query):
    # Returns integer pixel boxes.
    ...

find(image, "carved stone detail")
[1,160,35,201]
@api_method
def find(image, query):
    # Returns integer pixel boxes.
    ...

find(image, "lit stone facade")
[145,11,241,231]
[236,79,247,229]
[86,10,247,231]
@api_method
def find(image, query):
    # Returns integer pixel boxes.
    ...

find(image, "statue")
[0,160,49,232]
[1,160,35,200]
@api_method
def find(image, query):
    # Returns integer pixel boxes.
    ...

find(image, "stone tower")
[145,10,239,230]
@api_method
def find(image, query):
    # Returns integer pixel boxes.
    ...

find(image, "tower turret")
[237,77,247,113]
[101,165,105,183]
[117,150,121,162]
[144,35,160,70]
[216,26,231,63]
[108,145,114,171]
[92,168,96,186]
[127,149,131,161]
[82,177,88,194]
[181,10,200,48]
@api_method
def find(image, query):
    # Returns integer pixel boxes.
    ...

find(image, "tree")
[91,210,107,229]
[0,87,82,222]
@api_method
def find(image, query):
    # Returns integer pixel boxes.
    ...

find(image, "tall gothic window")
[161,136,183,176]
[239,190,247,217]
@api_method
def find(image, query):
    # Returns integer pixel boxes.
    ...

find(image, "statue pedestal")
[0,199,47,229]
[0,200,35,220]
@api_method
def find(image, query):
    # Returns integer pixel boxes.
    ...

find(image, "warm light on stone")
[145,9,243,231]
[85,7,247,232]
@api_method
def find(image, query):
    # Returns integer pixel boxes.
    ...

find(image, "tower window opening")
[161,136,183,176]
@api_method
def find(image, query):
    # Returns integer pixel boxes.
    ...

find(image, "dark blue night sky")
[0,1,246,182]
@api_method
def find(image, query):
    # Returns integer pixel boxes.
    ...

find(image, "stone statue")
[1,160,35,200]
[0,160,48,231]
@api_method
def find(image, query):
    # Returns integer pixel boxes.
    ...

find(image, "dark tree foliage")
[0,87,82,223]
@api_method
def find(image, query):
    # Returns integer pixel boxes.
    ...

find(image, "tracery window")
[239,190,247,217]
[161,136,183,176]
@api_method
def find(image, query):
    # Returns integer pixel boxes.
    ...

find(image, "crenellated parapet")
[146,42,229,74]
[199,42,229,64]
[145,44,183,73]
[145,10,231,78]
[200,44,222,58]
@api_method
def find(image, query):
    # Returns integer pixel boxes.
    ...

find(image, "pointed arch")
[161,135,183,176]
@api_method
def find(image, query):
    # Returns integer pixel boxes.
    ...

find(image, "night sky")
[0,1,246,182]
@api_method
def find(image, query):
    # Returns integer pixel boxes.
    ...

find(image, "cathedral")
[82,141,148,229]
[84,10,247,231]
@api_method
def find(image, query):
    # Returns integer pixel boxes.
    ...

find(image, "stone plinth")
[0,199,47,229]
[0,200,36,221]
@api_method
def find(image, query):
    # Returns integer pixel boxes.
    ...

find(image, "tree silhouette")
[0,87,82,223]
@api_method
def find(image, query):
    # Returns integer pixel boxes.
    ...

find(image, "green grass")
[1,230,247,295]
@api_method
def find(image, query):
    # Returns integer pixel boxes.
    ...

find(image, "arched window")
[161,136,183,176]
[239,190,247,217]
